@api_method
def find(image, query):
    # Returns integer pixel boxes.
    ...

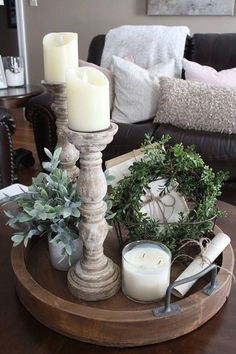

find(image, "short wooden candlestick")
[66,123,121,301]
[42,81,79,179]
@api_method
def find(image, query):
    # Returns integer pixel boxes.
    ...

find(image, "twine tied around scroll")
[173,238,235,282]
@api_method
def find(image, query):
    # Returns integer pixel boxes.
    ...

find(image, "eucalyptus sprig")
[111,135,228,255]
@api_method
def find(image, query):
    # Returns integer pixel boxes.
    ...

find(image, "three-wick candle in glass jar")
[122,240,171,303]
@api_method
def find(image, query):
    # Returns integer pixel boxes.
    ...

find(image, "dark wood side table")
[0,85,43,110]
[0,85,43,171]
[0,200,235,354]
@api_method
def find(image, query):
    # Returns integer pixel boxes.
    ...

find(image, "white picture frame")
[0,55,7,89]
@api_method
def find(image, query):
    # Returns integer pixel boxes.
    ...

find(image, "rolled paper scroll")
[172,232,231,298]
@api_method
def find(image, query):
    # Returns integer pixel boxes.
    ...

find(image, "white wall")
[23,0,236,84]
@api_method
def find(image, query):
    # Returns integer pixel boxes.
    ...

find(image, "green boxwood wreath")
[111,135,228,256]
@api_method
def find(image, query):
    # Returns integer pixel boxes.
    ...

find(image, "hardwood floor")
[11,108,41,186]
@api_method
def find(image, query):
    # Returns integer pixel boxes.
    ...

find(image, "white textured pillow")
[154,77,236,134]
[183,58,236,88]
[111,56,175,124]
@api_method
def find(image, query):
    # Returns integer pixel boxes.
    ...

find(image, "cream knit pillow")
[154,77,236,134]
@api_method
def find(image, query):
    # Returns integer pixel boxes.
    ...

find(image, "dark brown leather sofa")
[0,107,15,189]
[25,33,236,205]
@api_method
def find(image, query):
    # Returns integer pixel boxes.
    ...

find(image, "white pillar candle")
[43,32,78,83]
[66,67,110,132]
[122,241,171,302]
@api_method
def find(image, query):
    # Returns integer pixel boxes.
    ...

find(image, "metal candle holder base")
[66,123,121,301]
[42,81,79,180]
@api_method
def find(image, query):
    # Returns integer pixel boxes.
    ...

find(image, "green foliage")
[111,135,228,256]
[5,147,115,259]
[5,148,81,258]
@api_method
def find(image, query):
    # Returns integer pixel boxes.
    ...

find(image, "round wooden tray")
[11,226,234,348]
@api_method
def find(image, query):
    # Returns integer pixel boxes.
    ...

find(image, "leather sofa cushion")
[153,123,236,180]
[103,121,158,163]
[87,34,106,66]
[190,33,236,71]
[25,93,57,164]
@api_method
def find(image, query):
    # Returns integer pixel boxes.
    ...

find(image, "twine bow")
[142,189,176,226]
[132,150,178,225]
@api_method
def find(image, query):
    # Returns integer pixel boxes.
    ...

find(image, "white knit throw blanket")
[101,25,190,77]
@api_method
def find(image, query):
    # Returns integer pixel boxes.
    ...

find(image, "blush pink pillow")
[183,58,236,88]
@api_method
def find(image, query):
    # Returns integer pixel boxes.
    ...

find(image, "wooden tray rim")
[11,226,234,322]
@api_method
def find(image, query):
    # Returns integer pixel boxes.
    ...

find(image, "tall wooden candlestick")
[67,123,121,301]
[42,81,79,179]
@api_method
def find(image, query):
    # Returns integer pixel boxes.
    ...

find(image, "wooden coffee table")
[0,200,235,354]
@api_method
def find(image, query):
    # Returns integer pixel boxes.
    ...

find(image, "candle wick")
[142,253,145,258]
[59,35,64,45]
[82,71,88,83]
[158,260,161,264]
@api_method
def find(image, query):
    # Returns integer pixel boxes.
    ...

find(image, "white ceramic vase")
[48,237,83,271]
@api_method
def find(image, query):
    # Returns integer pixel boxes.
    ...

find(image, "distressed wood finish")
[43,81,79,180]
[66,123,121,301]
[10,222,234,347]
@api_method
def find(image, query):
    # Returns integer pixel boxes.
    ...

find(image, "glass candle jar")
[122,240,171,303]
[3,56,25,87]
